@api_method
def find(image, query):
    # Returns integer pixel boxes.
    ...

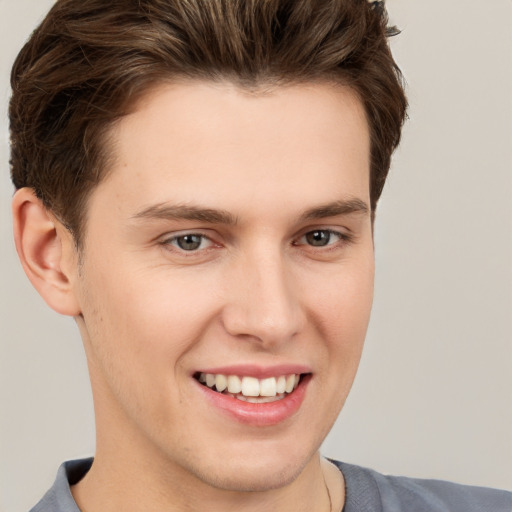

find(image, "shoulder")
[330,459,512,512]
[29,459,92,512]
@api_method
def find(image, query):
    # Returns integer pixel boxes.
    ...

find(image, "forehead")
[90,80,371,223]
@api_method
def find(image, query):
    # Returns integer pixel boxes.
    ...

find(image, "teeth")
[285,374,295,393]
[198,372,302,399]
[241,376,260,396]
[237,395,284,403]
[276,375,286,394]
[227,375,242,394]
[260,377,277,397]
[215,374,227,392]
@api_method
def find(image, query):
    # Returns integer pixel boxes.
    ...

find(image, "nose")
[221,249,305,346]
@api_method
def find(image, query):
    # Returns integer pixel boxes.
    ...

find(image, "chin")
[178,436,320,493]
[193,457,308,493]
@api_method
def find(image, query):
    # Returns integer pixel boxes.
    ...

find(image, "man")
[8,0,512,511]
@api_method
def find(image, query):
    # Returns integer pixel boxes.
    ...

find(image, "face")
[71,80,374,492]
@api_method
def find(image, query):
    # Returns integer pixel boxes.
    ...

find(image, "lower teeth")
[232,393,286,403]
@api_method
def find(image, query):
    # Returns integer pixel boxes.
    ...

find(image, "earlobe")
[12,188,81,316]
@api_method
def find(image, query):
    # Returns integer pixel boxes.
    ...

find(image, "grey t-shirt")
[30,458,512,512]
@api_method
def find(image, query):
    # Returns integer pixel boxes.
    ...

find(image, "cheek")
[309,257,374,344]
[297,259,374,440]
[79,262,222,371]
[76,267,213,428]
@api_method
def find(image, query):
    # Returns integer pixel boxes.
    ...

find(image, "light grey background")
[1,1,511,511]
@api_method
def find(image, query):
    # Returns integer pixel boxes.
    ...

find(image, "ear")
[12,188,81,316]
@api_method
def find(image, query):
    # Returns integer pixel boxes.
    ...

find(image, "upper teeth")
[198,373,300,397]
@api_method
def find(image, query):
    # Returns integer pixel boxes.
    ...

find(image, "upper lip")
[194,364,312,379]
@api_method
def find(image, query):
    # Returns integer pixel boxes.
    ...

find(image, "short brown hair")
[10,0,407,246]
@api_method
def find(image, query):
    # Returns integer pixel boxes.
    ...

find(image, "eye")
[165,233,212,252]
[296,229,346,248]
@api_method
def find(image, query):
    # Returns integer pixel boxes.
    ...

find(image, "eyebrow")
[131,197,369,226]
[299,198,369,221]
[131,203,238,225]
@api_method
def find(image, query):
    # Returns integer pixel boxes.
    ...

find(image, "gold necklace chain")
[323,470,333,512]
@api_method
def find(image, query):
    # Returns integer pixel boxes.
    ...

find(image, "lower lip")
[196,376,310,427]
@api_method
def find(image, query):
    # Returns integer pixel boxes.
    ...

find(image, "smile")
[195,372,302,403]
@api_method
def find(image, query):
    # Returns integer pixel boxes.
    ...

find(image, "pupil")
[177,234,202,251]
[306,230,329,247]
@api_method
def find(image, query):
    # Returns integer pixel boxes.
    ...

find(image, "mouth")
[194,372,306,404]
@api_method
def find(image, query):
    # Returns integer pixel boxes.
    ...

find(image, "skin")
[13,80,374,512]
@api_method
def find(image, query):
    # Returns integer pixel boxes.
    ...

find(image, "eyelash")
[293,229,353,249]
[160,229,353,255]
[162,233,215,252]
